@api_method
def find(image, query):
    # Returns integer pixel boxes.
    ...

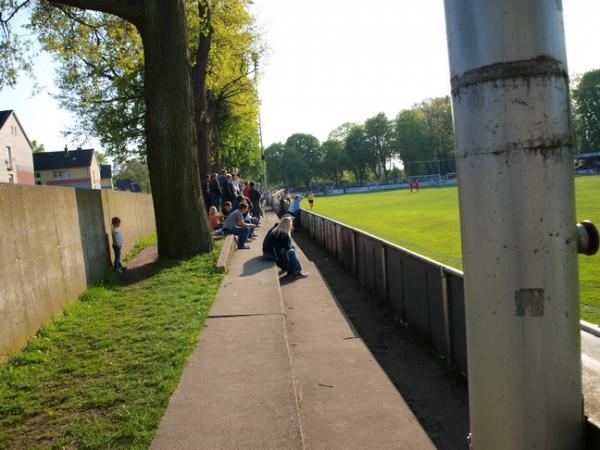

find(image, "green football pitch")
[306,176,600,324]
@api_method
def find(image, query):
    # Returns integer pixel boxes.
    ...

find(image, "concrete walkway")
[151,213,433,449]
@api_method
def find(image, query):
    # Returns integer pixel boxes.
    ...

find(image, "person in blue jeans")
[264,216,307,278]
[222,202,256,249]
[111,216,125,272]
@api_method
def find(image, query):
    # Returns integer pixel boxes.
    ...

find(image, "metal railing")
[300,209,468,372]
[298,208,599,374]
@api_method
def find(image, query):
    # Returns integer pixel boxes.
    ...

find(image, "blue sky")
[1,0,599,153]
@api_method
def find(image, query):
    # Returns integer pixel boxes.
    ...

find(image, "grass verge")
[0,240,223,449]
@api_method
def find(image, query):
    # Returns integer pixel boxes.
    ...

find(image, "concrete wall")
[0,183,155,360]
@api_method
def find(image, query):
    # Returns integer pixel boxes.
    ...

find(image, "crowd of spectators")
[204,171,263,249]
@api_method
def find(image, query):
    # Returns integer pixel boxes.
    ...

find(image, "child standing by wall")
[111,217,124,273]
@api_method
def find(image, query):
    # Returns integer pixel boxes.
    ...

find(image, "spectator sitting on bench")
[208,206,224,237]
[263,216,307,278]
[222,202,256,249]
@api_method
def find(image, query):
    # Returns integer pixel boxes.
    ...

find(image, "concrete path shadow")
[240,255,272,277]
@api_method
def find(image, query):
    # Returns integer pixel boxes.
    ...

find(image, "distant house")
[0,110,35,185]
[100,164,113,190]
[115,178,141,193]
[33,147,102,189]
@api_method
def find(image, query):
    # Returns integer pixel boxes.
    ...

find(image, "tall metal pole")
[252,52,267,191]
[443,1,582,448]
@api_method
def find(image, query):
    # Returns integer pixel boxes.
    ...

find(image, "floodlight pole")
[252,52,267,191]
[443,1,583,449]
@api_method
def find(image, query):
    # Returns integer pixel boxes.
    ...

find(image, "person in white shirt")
[111,217,125,272]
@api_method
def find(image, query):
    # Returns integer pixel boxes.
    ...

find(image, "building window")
[8,173,14,183]
[52,171,70,179]
[5,146,13,171]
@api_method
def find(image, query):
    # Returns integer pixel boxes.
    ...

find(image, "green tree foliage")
[321,139,347,185]
[31,139,45,153]
[30,6,145,161]
[328,122,356,142]
[573,69,600,152]
[418,96,455,159]
[205,0,262,176]
[27,0,261,171]
[394,109,434,176]
[364,112,396,182]
[1,0,215,258]
[344,125,372,184]
[114,159,151,193]
[264,142,286,186]
[265,134,321,188]
[284,133,322,187]
[268,96,456,188]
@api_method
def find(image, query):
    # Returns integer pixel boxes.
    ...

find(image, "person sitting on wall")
[222,202,256,250]
[263,214,293,260]
[208,206,223,231]
[288,195,303,229]
[265,216,307,278]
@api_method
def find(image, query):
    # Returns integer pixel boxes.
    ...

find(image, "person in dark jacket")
[209,173,222,209]
[248,181,262,221]
[263,216,307,278]
[203,174,211,212]
[222,174,236,205]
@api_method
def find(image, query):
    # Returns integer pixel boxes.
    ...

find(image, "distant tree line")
[265,96,455,188]
[267,67,600,189]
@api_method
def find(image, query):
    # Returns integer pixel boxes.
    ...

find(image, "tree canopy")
[0,0,264,258]
[265,96,457,188]
[573,69,600,153]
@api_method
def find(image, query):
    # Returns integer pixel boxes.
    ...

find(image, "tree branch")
[53,3,100,29]
[1,0,32,25]
[46,0,143,25]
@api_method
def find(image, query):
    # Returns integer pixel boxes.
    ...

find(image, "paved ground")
[583,331,600,422]
[150,213,434,449]
[290,231,470,449]
[147,211,600,449]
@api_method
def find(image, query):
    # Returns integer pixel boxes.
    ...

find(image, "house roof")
[0,110,33,149]
[100,164,112,179]
[33,149,95,171]
[0,110,11,129]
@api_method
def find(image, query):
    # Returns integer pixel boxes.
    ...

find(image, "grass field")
[307,176,600,324]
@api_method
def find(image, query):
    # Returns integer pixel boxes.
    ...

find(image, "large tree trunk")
[191,0,212,179]
[138,0,212,258]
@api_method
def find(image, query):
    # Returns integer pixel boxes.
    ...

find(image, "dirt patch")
[122,246,159,285]
[293,231,470,450]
